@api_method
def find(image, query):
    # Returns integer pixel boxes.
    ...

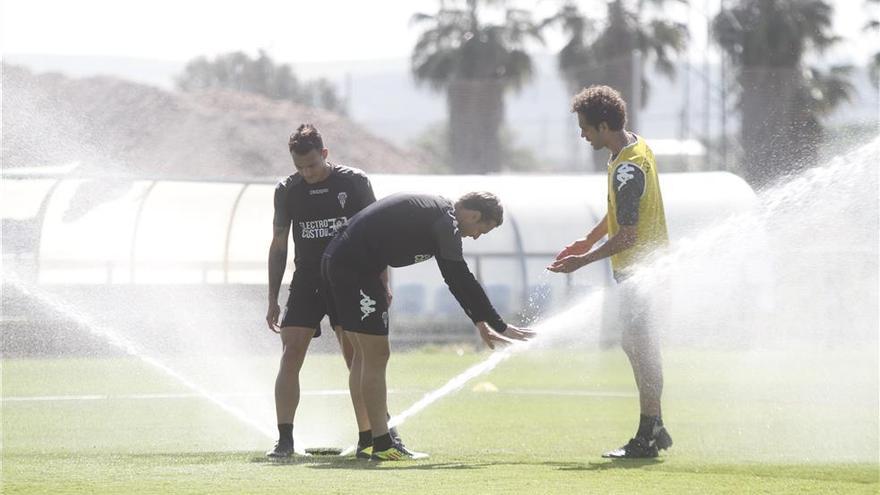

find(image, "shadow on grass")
[309,461,487,471]
[251,455,663,472]
[252,455,485,471]
[249,454,878,485]
[249,455,343,466]
[550,459,665,471]
[306,459,666,472]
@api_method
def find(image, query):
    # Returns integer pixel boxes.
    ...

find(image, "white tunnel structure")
[3,172,756,318]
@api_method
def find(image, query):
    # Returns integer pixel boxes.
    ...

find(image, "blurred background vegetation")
[4,0,879,186]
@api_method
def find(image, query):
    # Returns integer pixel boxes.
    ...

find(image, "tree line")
[176,0,879,186]
[175,49,344,114]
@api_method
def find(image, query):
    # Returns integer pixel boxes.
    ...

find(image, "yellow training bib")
[606,135,669,278]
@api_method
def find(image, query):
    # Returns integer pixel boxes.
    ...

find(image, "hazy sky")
[2,0,876,65]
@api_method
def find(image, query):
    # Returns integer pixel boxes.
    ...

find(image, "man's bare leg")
[333,326,371,432]
[269,326,314,457]
[621,327,663,417]
[347,331,390,439]
[603,327,671,458]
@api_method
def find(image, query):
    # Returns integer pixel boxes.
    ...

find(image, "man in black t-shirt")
[266,124,382,459]
[321,192,535,460]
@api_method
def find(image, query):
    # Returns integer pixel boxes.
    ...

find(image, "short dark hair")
[288,123,324,155]
[456,192,503,226]
[570,85,627,131]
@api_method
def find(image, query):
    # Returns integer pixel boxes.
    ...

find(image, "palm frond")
[799,64,855,116]
[409,0,541,93]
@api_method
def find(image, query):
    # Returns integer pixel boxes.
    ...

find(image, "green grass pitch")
[2,348,877,494]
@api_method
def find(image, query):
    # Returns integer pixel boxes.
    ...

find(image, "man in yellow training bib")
[549,85,672,459]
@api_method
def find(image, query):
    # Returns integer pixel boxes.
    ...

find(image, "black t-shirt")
[330,193,507,332]
[273,163,375,274]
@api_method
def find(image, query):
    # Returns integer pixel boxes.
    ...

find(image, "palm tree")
[549,0,688,170]
[713,0,851,186]
[790,65,855,161]
[411,0,543,173]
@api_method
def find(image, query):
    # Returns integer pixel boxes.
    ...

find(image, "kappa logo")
[413,254,433,264]
[359,290,376,320]
[616,163,636,191]
[338,192,348,209]
[446,208,460,235]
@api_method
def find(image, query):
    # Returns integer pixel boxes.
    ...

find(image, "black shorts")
[279,271,338,337]
[321,253,389,336]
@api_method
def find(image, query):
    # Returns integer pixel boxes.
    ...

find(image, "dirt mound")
[2,64,425,178]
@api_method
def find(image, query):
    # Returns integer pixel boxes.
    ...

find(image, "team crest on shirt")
[338,192,348,209]
[616,163,636,191]
[360,290,376,320]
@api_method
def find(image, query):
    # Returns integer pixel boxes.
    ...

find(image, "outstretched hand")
[475,322,514,350]
[503,325,536,341]
[554,237,594,261]
[475,322,536,349]
[547,254,588,273]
